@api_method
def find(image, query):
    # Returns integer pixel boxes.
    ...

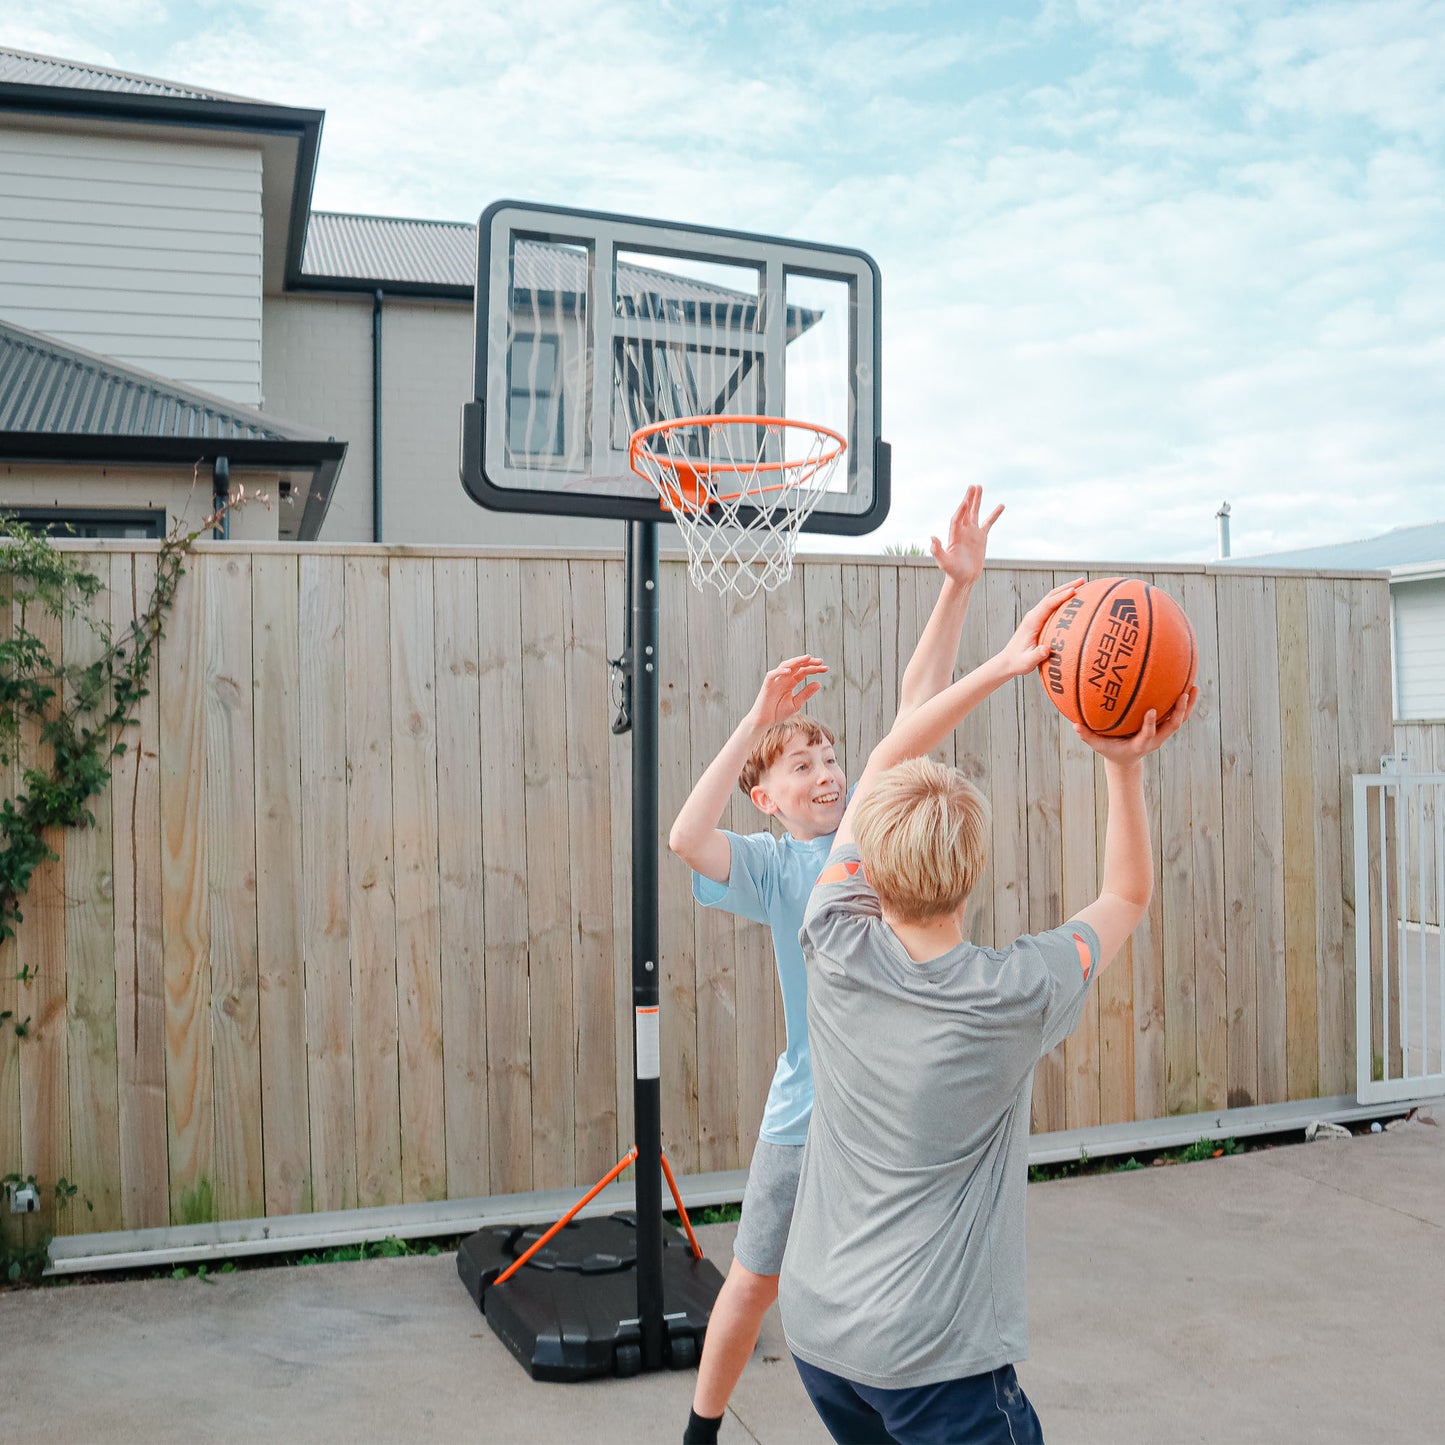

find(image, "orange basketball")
[1037,577,1196,735]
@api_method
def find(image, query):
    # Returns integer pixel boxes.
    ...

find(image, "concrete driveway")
[3,1117,1442,1444]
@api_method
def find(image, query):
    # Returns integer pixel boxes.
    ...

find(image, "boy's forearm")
[668,718,757,854]
[875,654,1011,770]
[898,578,974,715]
[1100,759,1152,908]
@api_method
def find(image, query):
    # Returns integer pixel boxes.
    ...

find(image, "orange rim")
[629,415,847,512]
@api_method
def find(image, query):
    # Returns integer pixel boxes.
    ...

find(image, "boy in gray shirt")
[779,581,1195,1443]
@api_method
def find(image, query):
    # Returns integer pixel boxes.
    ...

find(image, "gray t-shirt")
[778,844,1100,1389]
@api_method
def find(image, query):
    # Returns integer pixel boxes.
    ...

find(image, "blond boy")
[779,583,1195,1444]
[670,489,1003,1445]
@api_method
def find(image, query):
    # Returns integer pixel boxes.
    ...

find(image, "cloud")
[7,0,1443,563]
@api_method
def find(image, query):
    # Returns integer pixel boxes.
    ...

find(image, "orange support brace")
[660,1149,703,1261]
[494,1145,639,1286]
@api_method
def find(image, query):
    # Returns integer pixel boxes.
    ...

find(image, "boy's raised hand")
[930,485,1005,588]
[1076,686,1198,761]
[746,655,828,730]
[993,578,1085,678]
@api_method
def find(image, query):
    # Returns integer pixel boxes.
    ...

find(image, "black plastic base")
[457,1212,725,1382]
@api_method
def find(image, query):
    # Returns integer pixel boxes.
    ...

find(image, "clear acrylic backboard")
[459,200,888,536]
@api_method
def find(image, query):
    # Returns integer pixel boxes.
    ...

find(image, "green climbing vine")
[0,489,261,1031]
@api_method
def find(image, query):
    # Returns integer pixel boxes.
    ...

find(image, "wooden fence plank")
[565,559,619,1185]
[159,557,211,1222]
[1132,738,1168,1123]
[1215,573,1258,1109]
[1250,575,1288,1106]
[1096,742,1136,1125]
[15,601,68,1234]
[519,557,576,1188]
[843,564,884,775]
[604,559,634,1159]
[345,555,401,1208]
[686,584,739,1174]
[657,559,699,1175]
[62,554,121,1230]
[1308,577,1347,1098]
[299,554,356,1212]
[478,559,532,1193]
[435,558,489,1200]
[1183,573,1227,1113]
[390,559,446,1202]
[1276,576,1320,1100]
[111,552,168,1227]
[1153,573,1197,1117]
[878,564,900,727]
[251,552,311,1217]
[204,553,264,1221]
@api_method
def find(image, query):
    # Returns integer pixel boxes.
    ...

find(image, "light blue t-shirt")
[693,828,836,1145]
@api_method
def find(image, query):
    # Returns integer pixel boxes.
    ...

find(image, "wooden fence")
[0,545,1394,1235]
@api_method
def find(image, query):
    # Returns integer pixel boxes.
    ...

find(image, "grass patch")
[665,1202,741,1230]
[1028,1134,1250,1182]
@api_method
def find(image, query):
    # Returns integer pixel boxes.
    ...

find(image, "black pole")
[628,518,665,1370]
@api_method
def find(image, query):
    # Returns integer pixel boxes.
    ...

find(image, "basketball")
[1037,578,1196,736]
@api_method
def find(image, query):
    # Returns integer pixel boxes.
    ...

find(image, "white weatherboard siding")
[0,127,263,404]
[1394,576,1445,720]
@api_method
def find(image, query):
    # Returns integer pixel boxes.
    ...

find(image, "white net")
[628,417,845,600]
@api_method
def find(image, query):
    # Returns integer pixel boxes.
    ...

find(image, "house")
[0,46,620,547]
[1225,520,1445,719]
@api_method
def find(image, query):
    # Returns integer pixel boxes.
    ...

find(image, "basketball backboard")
[459,200,888,535]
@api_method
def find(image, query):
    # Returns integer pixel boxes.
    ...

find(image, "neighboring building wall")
[261,292,622,549]
[0,125,263,404]
[1393,575,1445,718]
[0,463,282,541]
[262,295,373,539]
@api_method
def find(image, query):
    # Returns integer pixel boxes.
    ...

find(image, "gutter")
[373,288,383,542]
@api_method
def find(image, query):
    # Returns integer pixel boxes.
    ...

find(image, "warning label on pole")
[635,1005,660,1080]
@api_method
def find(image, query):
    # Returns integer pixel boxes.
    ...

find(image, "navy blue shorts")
[792,1356,1044,1444]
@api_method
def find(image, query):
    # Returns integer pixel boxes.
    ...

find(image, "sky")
[6,0,1444,563]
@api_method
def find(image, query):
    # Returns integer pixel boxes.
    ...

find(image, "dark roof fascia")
[0,432,345,539]
[286,274,474,302]
[0,82,323,303]
[0,430,344,469]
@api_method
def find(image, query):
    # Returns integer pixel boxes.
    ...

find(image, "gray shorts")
[732,1140,803,1277]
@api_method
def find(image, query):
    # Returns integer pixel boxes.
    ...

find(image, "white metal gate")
[1355,762,1445,1104]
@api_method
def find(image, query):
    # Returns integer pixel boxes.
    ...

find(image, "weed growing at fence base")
[1028,1134,1250,1182]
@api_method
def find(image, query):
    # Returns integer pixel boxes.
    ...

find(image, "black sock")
[683,1406,724,1444]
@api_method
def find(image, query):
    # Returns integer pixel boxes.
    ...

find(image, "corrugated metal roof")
[0,318,319,442]
[1225,521,1445,572]
[0,46,264,104]
[303,212,475,287]
[301,215,822,333]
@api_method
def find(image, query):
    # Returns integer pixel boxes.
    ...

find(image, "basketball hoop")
[629,416,846,600]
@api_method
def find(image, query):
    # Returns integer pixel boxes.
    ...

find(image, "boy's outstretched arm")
[896,486,1003,720]
[834,578,1082,849]
[668,655,828,884]
[1072,689,1196,969]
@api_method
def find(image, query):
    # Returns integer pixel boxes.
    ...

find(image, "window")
[507,334,565,458]
[0,508,166,539]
